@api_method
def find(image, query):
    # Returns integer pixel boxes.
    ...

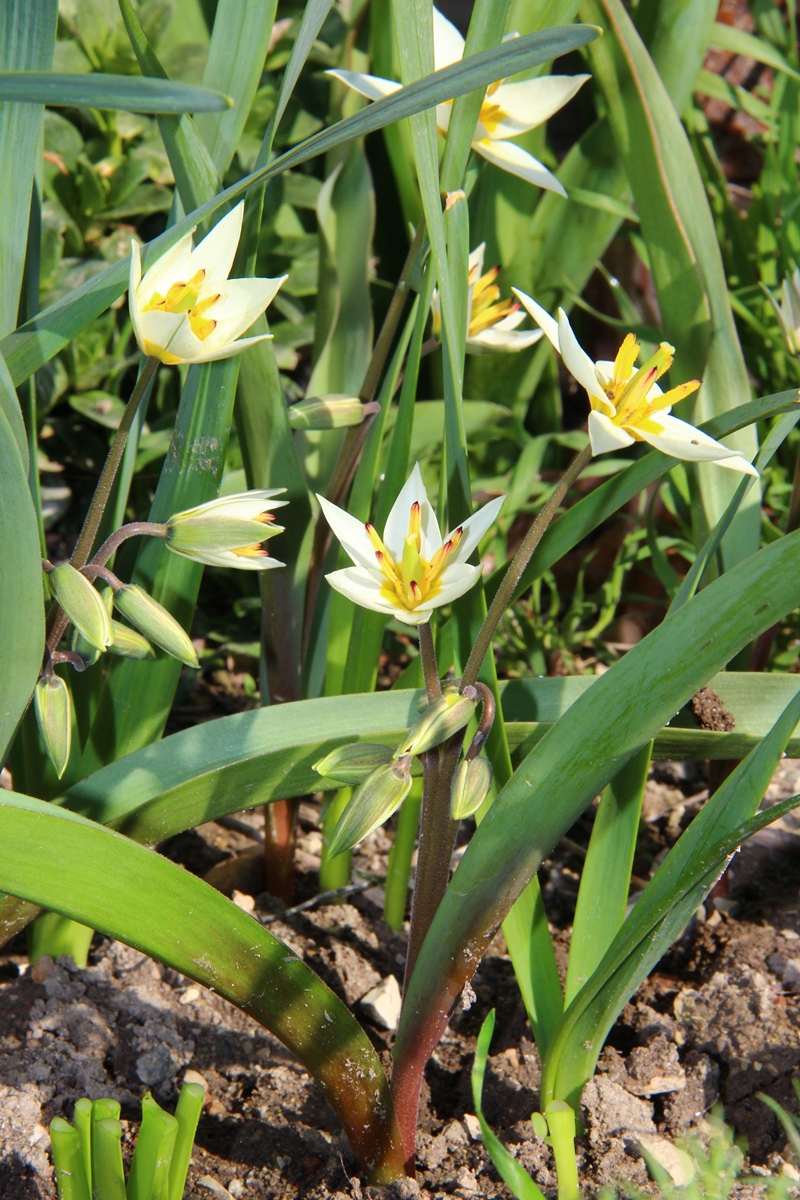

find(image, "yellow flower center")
[142,268,220,342]
[596,333,701,438]
[468,262,518,337]
[365,503,462,612]
[232,544,270,559]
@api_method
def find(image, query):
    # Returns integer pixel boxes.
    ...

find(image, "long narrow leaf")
[0,71,230,112]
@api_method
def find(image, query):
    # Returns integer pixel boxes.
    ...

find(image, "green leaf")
[0,0,57,338]
[471,1011,547,1200]
[394,530,800,1091]
[2,20,601,385]
[0,791,405,1184]
[0,347,27,468]
[0,407,45,765]
[710,20,800,81]
[0,71,230,112]
[541,688,800,1108]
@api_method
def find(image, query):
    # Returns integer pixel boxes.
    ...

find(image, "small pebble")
[232,890,256,913]
[228,1182,245,1197]
[180,987,201,1005]
[463,1114,482,1142]
[197,1177,234,1199]
[359,975,402,1030]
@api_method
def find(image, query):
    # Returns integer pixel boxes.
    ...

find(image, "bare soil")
[2,762,800,1199]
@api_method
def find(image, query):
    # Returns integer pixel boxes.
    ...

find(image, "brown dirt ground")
[2,762,800,1199]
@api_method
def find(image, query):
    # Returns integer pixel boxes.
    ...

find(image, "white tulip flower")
[318,464,504,626]
[129,202,287,365]
[514,291,758,477]
[164,490,287,570]
[431,243,542,353]
[327,8,589,196]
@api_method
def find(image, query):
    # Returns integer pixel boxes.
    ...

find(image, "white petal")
[472,137,566,197]
[448,495,504,564]
[167,544,285,570]
[182,490,288,519]
[383,464,439,561]
[190,202,244,285]
[557,309,606,404]
[317,495,377,570]
[416,562,482,611]
[196,275,287,355]
[512,290,560,352]
[469,243,486,277]
[137,309,192,362]
[185,333,274,364]
[637,413,759,475]
[325,567,400,616]
[138,230,195,301]
[588,410,635,455]
[488,75,590,138]
[129,240,145,351]
[326,68,402,102]
[468,325,542,352]
[433,7,465,70]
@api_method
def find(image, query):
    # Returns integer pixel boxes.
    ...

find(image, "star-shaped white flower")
[431,243,543,353]
[327,9,589,196]
[129,202,287,365]
[514,291,758,476]
[318,464,504,626]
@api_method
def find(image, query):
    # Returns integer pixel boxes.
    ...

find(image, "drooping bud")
[327,758,413,858]
[113,585,199,668]
[108,621,156,660]
[48,564,112,652]
[394,687,478,759]
[314,742,394,785]
[71,586,115,666]
[450,755,493,820]
[164,490,287,571]
[34,675,72,779]
[288,395,378,431]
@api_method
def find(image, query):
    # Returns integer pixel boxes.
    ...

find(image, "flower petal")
[169,544,285,570]
[448,495,504,564]
[487,74,590,138]
[468,324,542,352]
[557,309,606,404]
[636,413,759,475]
[325,567,400,616]
[190,202,244,284]
[326,68,401,102]
[473,137,566,197]
[137,309,193,362]
[196,275,287,355]
[433,7,465,70]
[512,290,560,351]
[180,490,288,520]
[185,333,274,365]
[137,230,195,301]
[588,410,635,455]
[415,562,482,611]
[383,463,440,561]
[129,240,145,351]
[317,495,378,569]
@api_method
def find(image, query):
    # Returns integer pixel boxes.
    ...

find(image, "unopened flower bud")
[34,675,72,779]
[327,758,413,858]
[108,621,156,660]
[113,585,199,668]
[768,267,800,354]
[288,395,378,431]
[49,563,112,652]
[313,742,394,784]
[164,490,287,571]
[71,587,115,665]
[450,755,493,820]
[394,687,478,758]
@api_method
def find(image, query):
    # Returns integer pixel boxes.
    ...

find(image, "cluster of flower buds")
[315,682,495,857]
[35,491,287,779]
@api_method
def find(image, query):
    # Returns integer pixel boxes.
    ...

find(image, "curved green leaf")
[0,791,405,1184]
[0,71,230,112]
[394,531,800,1105]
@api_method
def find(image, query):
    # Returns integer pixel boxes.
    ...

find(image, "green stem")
[546,1101,580,1200]
[384,777,422,931]
[69,356,160,569]
[460,445,593,691]
[49,1119,91,1200]
[417,620,441,703]
[319,787,353,891]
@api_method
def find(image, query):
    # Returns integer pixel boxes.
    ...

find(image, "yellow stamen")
[142,269,220,343]
[369,511,463,613]
[469,298,517,338]
[232,544,269,558]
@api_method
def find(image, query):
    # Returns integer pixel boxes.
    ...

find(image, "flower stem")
[418,621,441,703]
[69,356,160,570]
[460,444,593,691]
[90,521,167,570]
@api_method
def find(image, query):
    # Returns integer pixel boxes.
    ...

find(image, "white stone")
[636,1133,695,1186]
[359,975,402,1030]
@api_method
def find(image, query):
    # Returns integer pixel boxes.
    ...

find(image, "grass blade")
[0,71,230,112]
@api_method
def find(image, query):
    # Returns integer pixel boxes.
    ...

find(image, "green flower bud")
[313,742,394,785]
[113,585,199,668]
[34,675,72,779]
[108,621,156,660]
[394,687,478,759]
[49,563,112,652]
[450,755,493,820]
[71,587,115,665]
[288,395,377,431]
[327,758,413,858]
[164,490,287,571]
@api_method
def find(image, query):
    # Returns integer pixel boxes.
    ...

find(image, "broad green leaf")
[0,71,230,112]
[394,530,800,1098]
[541,688,800,1108]
[0,347,27,468]
[193,0,277,175]
[2,21,601,385]
[0,0,57,338]
[0,407,45,763]
[0,791,405,1184]
[587,0,758,568]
